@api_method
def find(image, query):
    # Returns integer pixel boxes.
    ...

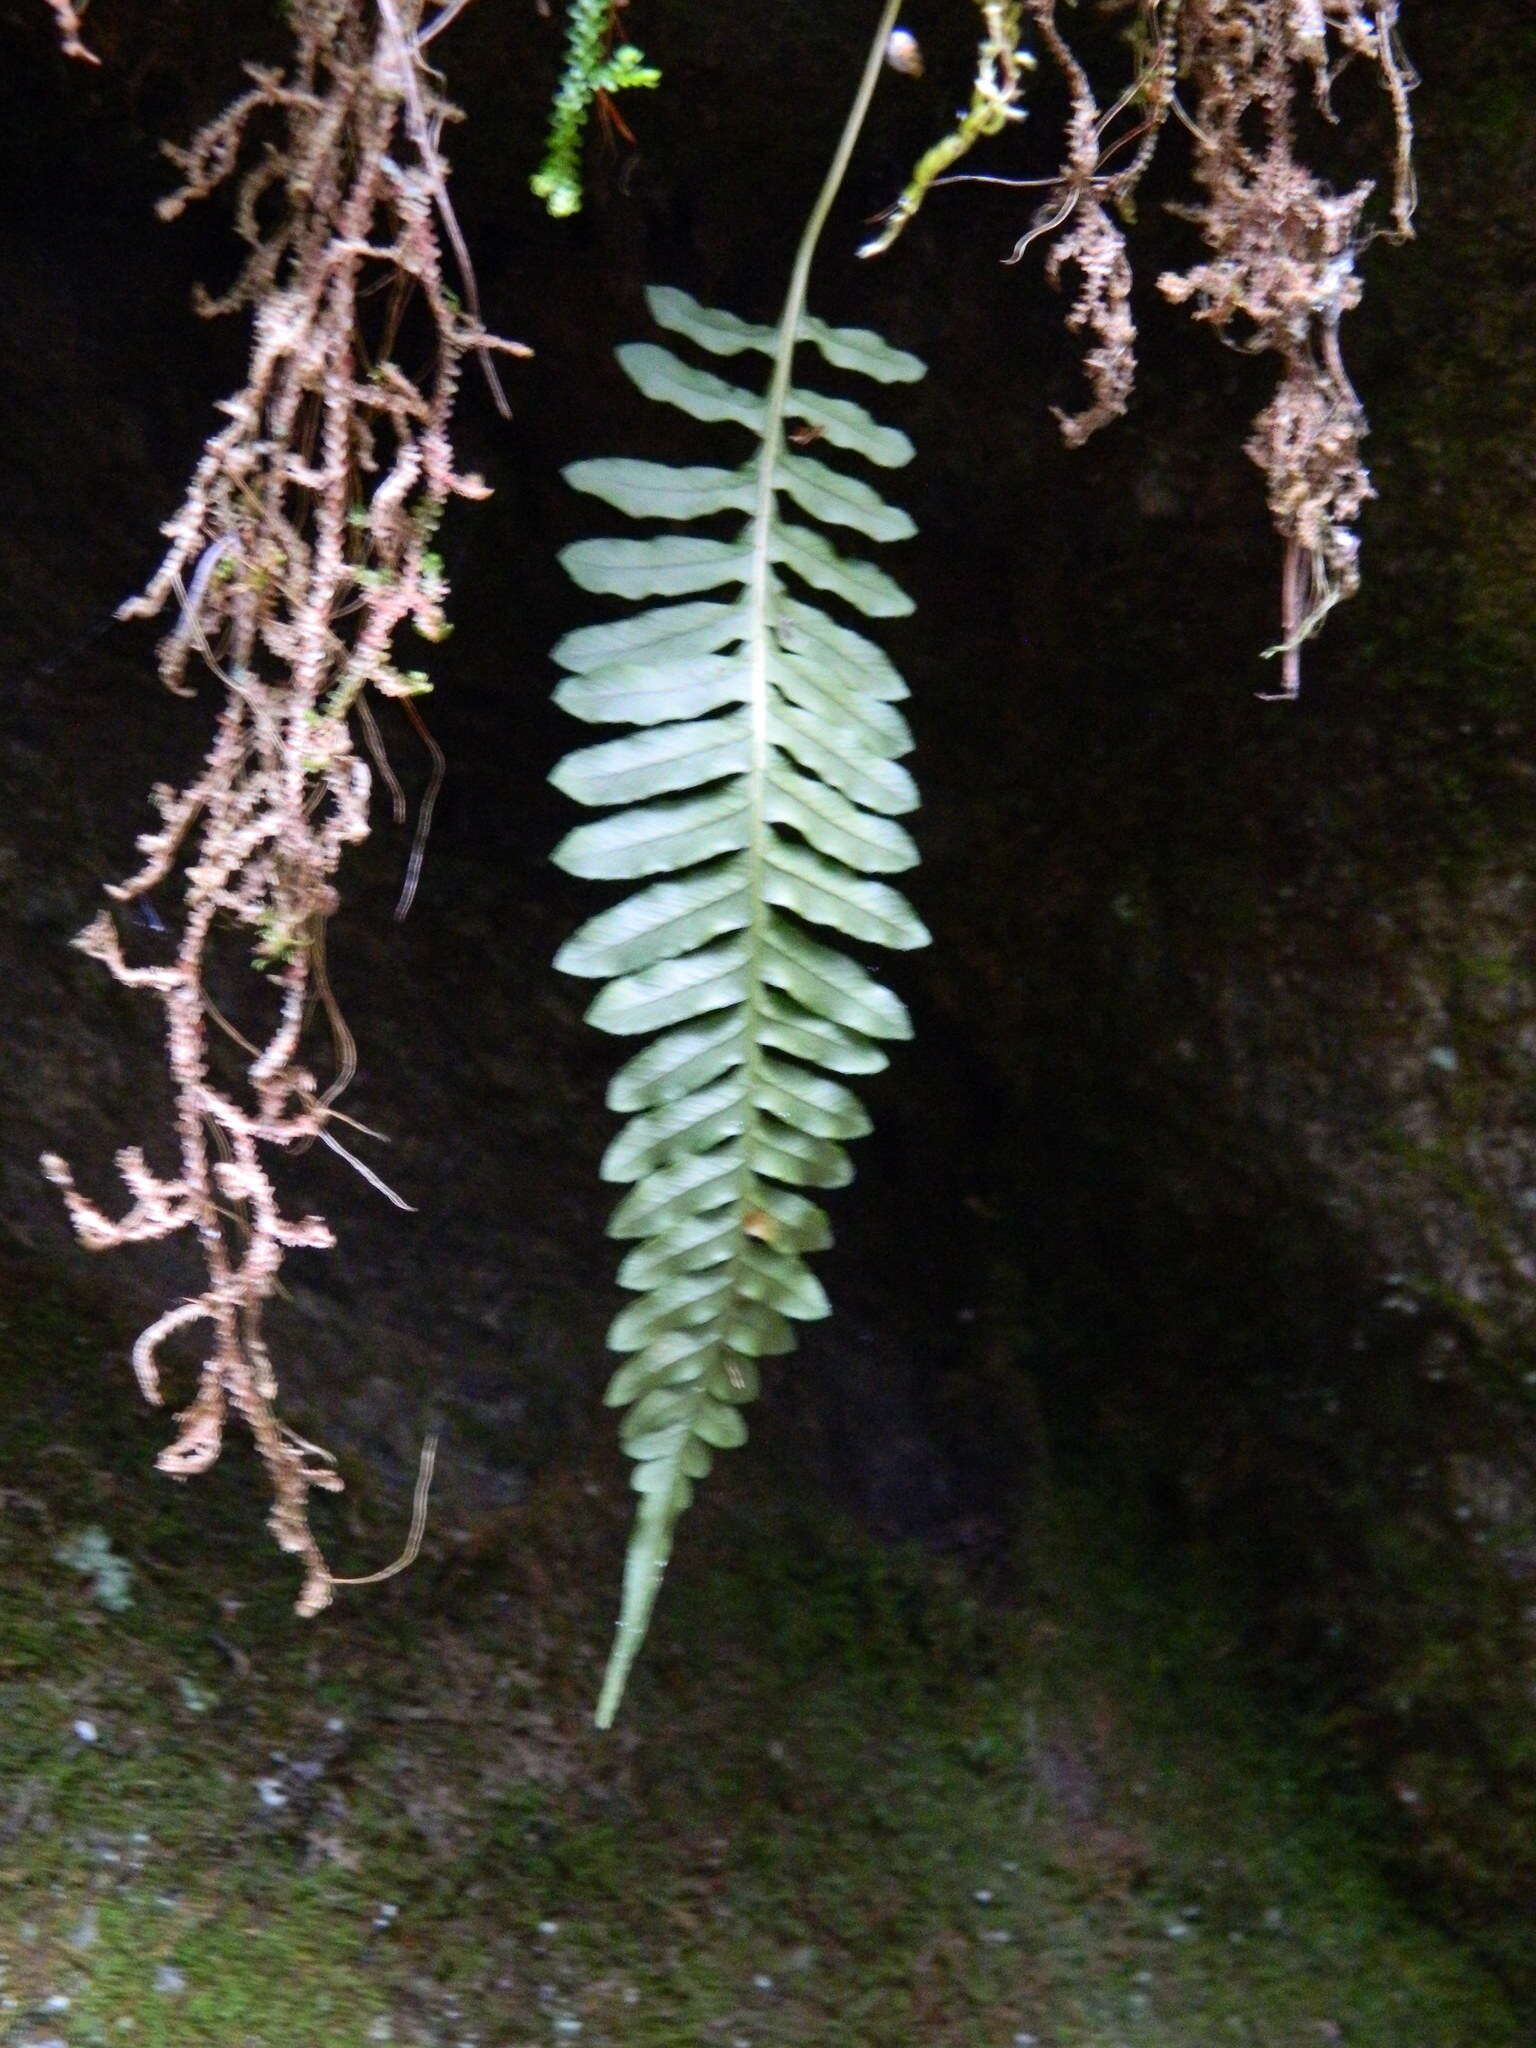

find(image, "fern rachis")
[549,0,924,1725]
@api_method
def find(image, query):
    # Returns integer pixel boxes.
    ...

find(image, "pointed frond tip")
[550,270,926,1729]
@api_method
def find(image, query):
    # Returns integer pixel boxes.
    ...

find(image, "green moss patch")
[0,1254,1521,2045]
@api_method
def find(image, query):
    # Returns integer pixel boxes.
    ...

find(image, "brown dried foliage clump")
[43,0,524,1614]
[1159,1,1415,695]
[962,0,1414,691]
[1015,0,1182,446]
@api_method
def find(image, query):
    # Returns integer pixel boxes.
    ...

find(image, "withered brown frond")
[1159,1,1415,695]
[43,0,525,1614]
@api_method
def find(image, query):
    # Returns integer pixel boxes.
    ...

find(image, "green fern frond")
[550,1,920,1727]
[531,0,660,219]
[551,284,926,1724]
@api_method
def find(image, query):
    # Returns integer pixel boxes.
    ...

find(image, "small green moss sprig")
[532,0,660,219]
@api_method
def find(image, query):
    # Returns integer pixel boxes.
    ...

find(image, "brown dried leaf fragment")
[43,0,99,65]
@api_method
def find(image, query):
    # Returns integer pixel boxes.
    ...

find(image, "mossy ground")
[0,1255,1521,2047]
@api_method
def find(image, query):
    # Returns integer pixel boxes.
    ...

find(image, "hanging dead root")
[44,0,525,1614]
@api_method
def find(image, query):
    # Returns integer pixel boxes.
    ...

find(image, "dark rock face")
[1,0,1534,1980]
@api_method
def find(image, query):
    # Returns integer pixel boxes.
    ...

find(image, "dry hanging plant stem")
[42,0,525,1615]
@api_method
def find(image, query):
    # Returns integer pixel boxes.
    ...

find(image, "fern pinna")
[549,3,924,1725]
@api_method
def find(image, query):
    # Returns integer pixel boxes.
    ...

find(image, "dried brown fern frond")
[875,0,1413,691]
[1019,0,1414,683]
[43,0,99,65]
[43,0,526,1614]
[1159,0,1416,696]
[1014,0,1181,444]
